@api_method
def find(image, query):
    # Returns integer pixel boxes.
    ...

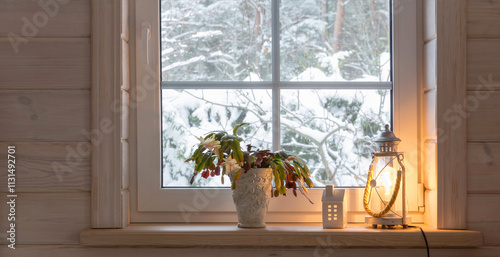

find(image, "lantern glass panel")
[369,155,406,217]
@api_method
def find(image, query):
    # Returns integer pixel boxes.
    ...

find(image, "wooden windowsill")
[80,223,483,248]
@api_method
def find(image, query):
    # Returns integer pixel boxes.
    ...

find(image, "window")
[134,0,419,223]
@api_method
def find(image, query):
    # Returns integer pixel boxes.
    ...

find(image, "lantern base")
[365,215,412,229]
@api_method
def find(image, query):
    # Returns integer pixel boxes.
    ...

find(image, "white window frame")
[133,0,421,223]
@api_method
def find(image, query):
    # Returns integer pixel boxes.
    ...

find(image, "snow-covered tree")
[160,0,391,187]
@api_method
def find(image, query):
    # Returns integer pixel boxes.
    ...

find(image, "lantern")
[363,124,411,228]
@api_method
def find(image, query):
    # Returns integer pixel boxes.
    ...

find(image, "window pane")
[280,0,391,82]
[161,0,272,82]
[162,89,272,187]
[280,89,390,186]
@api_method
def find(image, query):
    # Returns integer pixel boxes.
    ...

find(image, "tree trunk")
[321,0,328,43]
[332,0,346,53]
[370,0,379,38]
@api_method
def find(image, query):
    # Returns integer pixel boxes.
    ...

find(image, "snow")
[159,0,392,187]
[162,55,205,72]
[191,30,223,39]
[243,72,263,82]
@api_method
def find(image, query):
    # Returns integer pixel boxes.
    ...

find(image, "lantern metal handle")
[363,158,403,218]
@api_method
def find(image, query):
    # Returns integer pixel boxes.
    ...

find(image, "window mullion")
[272,0,280,152]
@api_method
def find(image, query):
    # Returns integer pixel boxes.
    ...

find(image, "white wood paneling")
[436,0,468,229]
[468,222,500,246]
[0,0,90,37]
[0,142,90,192]
[467,39,500,88]
[468,143,500,193]
[423,141,437,191]
[0,192,90,245]
[0,39,90,89]
[423,39,437,91]
[423,136,436,227]
[467,92,500,141]
[0,90,90,141]
[80,224,483,248]
[91,0,129,228]
[424,0,436,42]
[467,194,500,223]
[423,90,437,140]
[467,0,500,38]
[1,245,499,257]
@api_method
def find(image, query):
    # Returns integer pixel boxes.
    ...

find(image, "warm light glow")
[378,165,397,199]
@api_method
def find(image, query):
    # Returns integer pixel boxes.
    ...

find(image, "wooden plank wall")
[0,0,91,245]
[0,0,498,255]
[466,0,500,246]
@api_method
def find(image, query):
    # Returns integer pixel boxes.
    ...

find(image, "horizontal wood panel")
[468,222,500,246]
[0,0,90,37]
[468,143,500,193]
[467,92,500,141]
[0,39,90,89]
[0,142,90,192]
[0,67,89,89]
[467,39,500,88]
[467,194,500,222]
[80,224,483,248]
[0,192,90,244]
[0,90,90,141]
[0,142,88,160]
[467,0,500,38]
[1,246,499,257]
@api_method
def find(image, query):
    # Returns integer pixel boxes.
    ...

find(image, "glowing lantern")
[363,125,411,228]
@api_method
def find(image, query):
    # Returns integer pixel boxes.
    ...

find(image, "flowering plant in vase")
[185,123,314,200]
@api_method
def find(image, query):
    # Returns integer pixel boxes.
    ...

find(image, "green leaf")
[221,134,243,142]
[274,176,281,190]
[279,169,286,181]
[230,140,243,163]
[305,177,314,187]
[203,132,216,140]
[279,184,287,194]
[270,162,282,190]
[195,154,211,172]
[233,123,248,135]
[275,150,289,160]
[189,144,204,162]
[293,161,303,177]
[231,170,242,189]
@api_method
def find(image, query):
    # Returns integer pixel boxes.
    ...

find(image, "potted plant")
[185,123,314,228]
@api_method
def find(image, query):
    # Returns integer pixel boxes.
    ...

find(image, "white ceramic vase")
[231,168,273,228]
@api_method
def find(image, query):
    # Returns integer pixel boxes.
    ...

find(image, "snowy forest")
[160,0,391,187]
